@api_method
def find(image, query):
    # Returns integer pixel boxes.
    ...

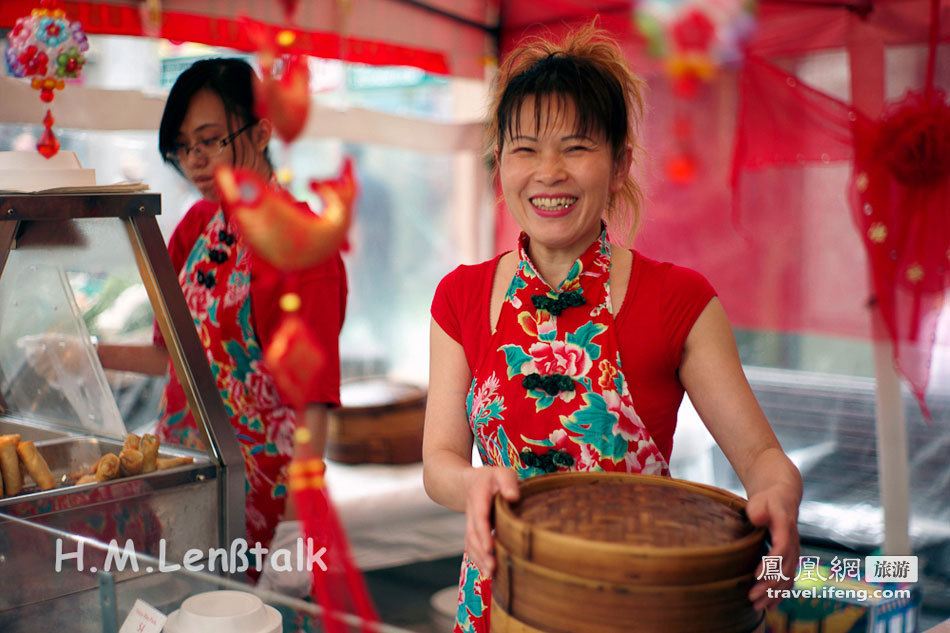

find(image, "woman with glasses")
[102,58,347,580]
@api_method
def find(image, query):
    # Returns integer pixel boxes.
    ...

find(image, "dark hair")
[489,24,646,237]
[158,57,270,173]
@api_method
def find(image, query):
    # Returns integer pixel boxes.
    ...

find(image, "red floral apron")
[455,229,669,633]
[156,207,296,577]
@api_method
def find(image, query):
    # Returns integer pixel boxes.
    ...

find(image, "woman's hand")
[463,466,520,576]
[746,484,801,611]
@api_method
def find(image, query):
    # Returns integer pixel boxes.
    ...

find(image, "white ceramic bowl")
[164,590,281,633]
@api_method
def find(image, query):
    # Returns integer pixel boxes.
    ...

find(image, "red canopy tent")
[3,0,947,556]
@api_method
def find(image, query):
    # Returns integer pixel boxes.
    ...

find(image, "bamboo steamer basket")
[491,472,767,633]
[326,378,426,464]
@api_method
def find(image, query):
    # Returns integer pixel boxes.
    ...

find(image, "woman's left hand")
[746,484,801,611]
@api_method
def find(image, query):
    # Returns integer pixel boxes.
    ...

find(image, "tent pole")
[847,15,911,557]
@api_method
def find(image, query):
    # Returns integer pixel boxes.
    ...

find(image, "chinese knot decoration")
[4,0,88,158]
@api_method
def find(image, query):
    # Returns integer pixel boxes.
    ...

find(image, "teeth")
[531,197,577,210]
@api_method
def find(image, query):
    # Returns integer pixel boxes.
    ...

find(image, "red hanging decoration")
[229,13,375,629]
[36,109,59,158]
[212,160,354,271]
[240,17,311,144]
[264,311,326,409]
[255,52,311,144]
[5,0,88,159]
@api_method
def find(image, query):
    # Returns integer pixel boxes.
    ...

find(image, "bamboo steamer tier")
[491,472,767,633]
[326,378,426,464]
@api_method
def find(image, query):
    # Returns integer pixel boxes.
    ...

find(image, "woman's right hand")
[464,466,520,576]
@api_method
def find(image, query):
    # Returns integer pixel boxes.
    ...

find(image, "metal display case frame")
[0,192,244,616]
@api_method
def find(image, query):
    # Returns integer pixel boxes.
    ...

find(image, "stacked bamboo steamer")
[491,472,767,633]
[326,377,426,464]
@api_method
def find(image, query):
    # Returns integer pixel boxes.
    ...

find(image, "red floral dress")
[156,207,297,574]
[455,229,670,633]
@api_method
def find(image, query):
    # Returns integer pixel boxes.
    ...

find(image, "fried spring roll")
[123,434,141,451]
[0,435,22,496]
[16,441,56,491]
[76,474,97,485]
[140,434,159,473]
[95,453,120,482]
[156,456,194,470]
[84,454,105,476]
[119,449,144,476]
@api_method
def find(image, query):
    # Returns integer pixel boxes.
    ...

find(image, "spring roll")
[76,474,97,485]
[156,456,194,470]
[16,441,56,491]
[0,435,22,496]
[140,434,159,473]
[95,453,120,482]
[119,449,144,476]
[81,454,106,477]
[0,462,4,498]
[123,434,141,451]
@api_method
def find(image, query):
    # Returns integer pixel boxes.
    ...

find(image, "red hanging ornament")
[213,159,355,271]
[36,109,59,158]
[255,52,311,144]
[264,311,326,409]
[5,1,88,159]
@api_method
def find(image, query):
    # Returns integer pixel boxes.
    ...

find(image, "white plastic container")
[164,591,281,633]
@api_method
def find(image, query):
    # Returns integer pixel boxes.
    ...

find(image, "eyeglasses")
[165,122,255,164]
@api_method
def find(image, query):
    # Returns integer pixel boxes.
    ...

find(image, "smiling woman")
[422,23,804,633]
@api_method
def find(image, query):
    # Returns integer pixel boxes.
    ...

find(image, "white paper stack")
[0,150,96,192]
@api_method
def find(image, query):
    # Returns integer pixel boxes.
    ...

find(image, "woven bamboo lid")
[514,478,753,547]
[494,472,766,585]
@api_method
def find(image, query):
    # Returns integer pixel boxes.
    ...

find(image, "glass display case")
[0,193,244,618]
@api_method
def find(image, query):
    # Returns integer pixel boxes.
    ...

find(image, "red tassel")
[289,438,379,632]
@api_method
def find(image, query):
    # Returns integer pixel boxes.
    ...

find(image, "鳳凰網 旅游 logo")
[758,554,917,602]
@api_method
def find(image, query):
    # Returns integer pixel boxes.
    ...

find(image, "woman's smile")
[529,195,579,217]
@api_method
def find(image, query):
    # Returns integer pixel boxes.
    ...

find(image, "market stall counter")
[0,193,244,621]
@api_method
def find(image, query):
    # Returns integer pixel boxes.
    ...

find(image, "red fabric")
[154,198,347,407]
[431,248,715,463]
[0,2,450,75]
[850,89,950,417]
[730,46,950,414]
